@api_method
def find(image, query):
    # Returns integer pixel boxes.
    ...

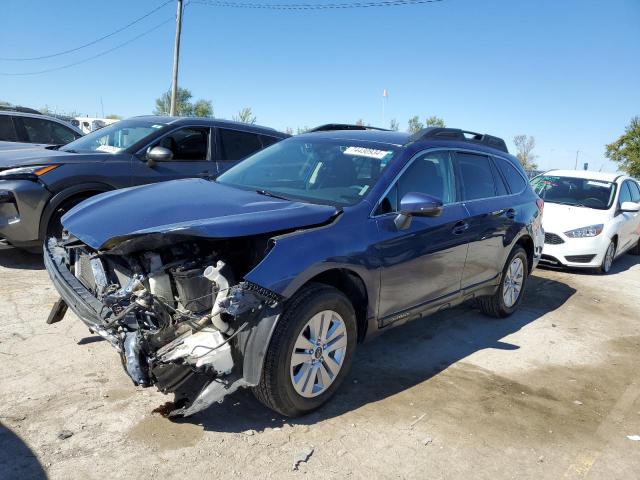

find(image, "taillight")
[536,198,544,215]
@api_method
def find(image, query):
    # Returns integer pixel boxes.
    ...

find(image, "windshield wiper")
[255,189,290,201]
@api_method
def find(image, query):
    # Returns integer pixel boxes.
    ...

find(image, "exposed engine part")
[144,252,174,307]
[204,260,235,334]
[124,332,149,386]
[157,327,234,372]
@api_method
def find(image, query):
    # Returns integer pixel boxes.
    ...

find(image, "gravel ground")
[1,248,639,480]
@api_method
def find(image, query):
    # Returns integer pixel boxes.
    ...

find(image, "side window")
[0,115,17,142]
[156,127,208,161]
[628,181,640,203]
[490,158,509,196]
[495,157,527,194]
[619,181,633,206]
[376,150,454,215]
[455,152,497,201]
[20,117,61,144]
[219,129,263,161]
[50,123,78,144]
[259,135,279,148]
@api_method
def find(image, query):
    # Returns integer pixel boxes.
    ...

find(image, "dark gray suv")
[0,116,288,250]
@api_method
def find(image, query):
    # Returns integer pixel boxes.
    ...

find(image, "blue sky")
[1,0,638,171]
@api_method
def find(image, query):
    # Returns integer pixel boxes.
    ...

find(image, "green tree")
[425,115,445,127]
[606,116,640,177]
[296,126,310,134]
[106,114,122,120]
[154,87,213,117]
[0,100,10,107]
[233,107,256,124]
[389,119,399,131]
[407,116,423,134]
[513,134,539,170]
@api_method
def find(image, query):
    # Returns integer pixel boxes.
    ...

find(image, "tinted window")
[0,115,17,142]
[156,127,208,161]
[219,129,262,161]
[377,151,454,214]
[496,157,527,194]
[455,152,496,200]
[21,117,76,144]
[619,181,633,205]
[260,135,279,148]
[490,159,509,196]
[627,181,640,203]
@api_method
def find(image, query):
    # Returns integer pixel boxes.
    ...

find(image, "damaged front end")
[44,235,282,417]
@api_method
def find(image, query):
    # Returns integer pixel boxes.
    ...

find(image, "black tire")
[598,240,616,274]
[478,246,529,318]
[253,283,357,417]
[46,196,92,239]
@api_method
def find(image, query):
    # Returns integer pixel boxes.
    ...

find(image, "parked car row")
[41,125,545,417]
[0,110,83,151]
[2,114,637,418]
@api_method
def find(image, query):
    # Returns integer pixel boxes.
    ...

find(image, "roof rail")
[0,105,42,115]
[308,123,390,133]
[409,127,509,153]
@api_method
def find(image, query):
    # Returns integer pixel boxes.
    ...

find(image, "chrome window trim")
[369,147,522,218]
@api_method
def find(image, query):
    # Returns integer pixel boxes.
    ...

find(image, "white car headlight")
[564,224,604,238]
[0,165,59,180]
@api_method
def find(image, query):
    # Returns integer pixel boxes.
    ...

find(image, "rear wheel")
[599,240,616,273]
[478,246,528,318]
[253,283,357,417]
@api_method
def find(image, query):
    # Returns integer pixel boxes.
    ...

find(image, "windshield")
[60,119,166,153]
[531,174,616,210]
[217,138,398,206]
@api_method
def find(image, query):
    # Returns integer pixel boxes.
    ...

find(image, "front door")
[375,150,471,324]
[131,126,213,185]
[617,181,640,253]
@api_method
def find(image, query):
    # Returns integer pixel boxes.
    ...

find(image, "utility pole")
[574,150,580,170]
[169,0,184,116]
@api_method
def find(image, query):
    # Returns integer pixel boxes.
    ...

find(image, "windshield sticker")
[343,146,392,160]
[151,124,164,129]
[587,180,611,188]
[95,145,123,154]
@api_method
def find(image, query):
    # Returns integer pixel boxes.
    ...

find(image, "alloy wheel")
[290,310,348,398]
[503,257,525,308]
[603,242,615,273]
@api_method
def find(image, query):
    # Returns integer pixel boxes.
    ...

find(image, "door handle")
[452,221,469,235]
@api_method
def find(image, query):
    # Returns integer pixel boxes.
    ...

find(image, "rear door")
[454,151,515,289]
[214,128,269,175]
[131,126,214,185]
[376,150,471,324]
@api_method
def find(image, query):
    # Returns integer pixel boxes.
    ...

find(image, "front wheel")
[478,246,529,318]
[599,240,616,274]
[253,283,357,417]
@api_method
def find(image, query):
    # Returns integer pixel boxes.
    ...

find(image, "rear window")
[0,115,17,142]
[495,157,527,194]
[455,152,496,200]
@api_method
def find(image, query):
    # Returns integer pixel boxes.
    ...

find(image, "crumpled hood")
[62,179,340,250]
[542,202,612,234]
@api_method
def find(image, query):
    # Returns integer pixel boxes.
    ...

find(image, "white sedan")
[531,170,640,273]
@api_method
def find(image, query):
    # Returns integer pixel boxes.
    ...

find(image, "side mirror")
[394,192,443,230]
[620,201,640,213]
[146,146,173,165]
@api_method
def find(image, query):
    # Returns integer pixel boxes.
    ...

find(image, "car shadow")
[0,248,44,271]
[0,422,47,480]
[179,274,576,433]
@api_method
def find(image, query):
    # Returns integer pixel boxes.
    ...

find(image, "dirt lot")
[1,248,639,480]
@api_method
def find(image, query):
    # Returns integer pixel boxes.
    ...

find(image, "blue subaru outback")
[45,126,544,417]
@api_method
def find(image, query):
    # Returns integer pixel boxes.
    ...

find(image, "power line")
[191,0,444,10]
[0,0,175,61]
[0,17,174,76]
